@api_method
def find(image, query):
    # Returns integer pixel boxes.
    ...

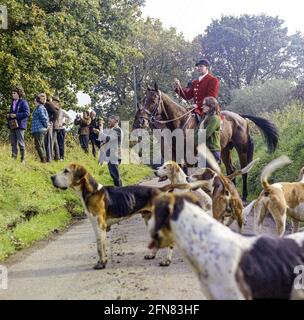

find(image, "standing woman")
[31,93,49,163]
[201,96,222,165]
[7,86,30,163]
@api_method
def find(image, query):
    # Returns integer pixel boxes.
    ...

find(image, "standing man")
[7,86,30,164]
[57,101,72,161]
[74,111,91,153]
[89,110,100,157]
[99,115,122,187]
[174,59,219,122]
[44,98,60,162]
[51,96,61,161]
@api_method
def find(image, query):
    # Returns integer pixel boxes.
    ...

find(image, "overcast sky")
[142,0,304,41]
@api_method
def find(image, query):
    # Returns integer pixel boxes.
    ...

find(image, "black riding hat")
[195,59,210,67]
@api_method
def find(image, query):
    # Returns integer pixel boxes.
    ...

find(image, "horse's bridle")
[138,90,195,125]
[139,90,164,124]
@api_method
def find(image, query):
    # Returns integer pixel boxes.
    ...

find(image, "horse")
[132,83,279,202]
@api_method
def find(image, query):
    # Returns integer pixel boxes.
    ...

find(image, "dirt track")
[0,178,278,300]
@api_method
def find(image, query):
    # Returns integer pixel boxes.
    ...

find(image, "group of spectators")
[74,110,104,157]
[73,112,122,186]
[7,87,71,163]
[6,85,123,186]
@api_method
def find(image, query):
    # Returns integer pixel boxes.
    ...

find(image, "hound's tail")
[227,158,260,180]
[261,156,292,189]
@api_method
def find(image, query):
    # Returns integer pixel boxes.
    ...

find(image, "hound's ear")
[137,103,143,111]
[74,165,87,182]
[212,176,224,196]
[172,163,181,174]
[154,82,159,92]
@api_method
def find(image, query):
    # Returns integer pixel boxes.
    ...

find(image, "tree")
[198,14,296,92]
[0,0,143,129]
[228,79,295,114]
[92,18,196,119]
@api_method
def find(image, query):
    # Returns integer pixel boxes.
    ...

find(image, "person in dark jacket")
[74,111,91,153]
[51,96,61,161]
[31,94,49,163]
[7,86,30,163]
[89,110,100,157]
[44,98,60,162]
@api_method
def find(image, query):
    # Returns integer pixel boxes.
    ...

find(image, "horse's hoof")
[159,260,171,267]
[144,254,156,260]
[93,262,106,270]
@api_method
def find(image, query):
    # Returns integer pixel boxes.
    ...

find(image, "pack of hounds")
[51,149,304,300]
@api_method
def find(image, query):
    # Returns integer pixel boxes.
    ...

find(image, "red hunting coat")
[175,73,219,115]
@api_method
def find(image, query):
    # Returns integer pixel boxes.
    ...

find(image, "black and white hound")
[148,193,304,300]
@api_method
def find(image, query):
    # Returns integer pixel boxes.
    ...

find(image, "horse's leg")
[234,135,254,203]
[221,143,236,178]
[234,145,248,203]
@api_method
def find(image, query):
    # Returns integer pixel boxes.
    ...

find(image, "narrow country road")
[0,178,277,300]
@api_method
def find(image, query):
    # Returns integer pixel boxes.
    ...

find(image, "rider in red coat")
[174,59,219,117]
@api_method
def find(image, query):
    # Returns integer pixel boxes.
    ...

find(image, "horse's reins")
[141,90,196,125]
[176,83,193,108]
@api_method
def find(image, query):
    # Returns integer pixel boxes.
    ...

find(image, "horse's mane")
[160,91,188,114]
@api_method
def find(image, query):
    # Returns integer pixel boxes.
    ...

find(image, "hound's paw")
[144,254,156,260]
[159,260,171,267]
[93,261,106,270]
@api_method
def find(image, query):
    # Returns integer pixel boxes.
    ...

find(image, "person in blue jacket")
[7,86,30,163]
[31,94,49,163]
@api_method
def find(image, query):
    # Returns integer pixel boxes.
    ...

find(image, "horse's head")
[132,83,162,130]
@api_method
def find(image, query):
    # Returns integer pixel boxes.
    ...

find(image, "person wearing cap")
[173,59,219,121]
[7,86,30,163]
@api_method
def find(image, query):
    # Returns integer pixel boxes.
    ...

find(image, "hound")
[253,156,304,236]
[155,161,212,212]
[148,192,304,300]
[188,149,259,231]
[51,164,206,269]
[51,164,163,269]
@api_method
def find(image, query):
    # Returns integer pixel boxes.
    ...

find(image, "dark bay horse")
[132,84,278,201]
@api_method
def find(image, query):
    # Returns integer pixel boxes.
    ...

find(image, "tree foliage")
[0,0,143,126]
[198,15,298,92]
[92,18,196,119]
[228,79,295,114]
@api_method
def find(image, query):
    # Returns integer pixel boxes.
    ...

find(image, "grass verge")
[0,141,152,261]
